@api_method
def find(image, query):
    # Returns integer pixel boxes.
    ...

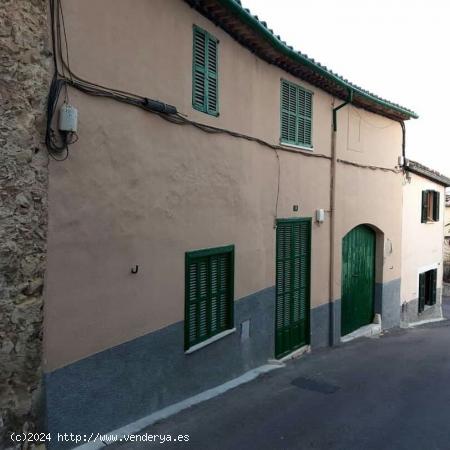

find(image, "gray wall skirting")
[324,278,401,344]
[378,278,401,330]
[310,300,341,348]
[310,302,331,348]
[401,288,443,325]
[44,278,402,448]
[45,287,276,448]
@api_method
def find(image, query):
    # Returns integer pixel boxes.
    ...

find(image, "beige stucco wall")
[43,0,404,370]
[401,173,445,303]
[334,106,403,297]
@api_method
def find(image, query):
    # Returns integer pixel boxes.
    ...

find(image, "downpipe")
[329,90,353,346]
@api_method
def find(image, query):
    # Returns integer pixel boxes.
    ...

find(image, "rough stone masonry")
[0,0,51,446]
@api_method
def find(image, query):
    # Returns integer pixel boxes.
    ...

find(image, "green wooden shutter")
[281,80,297,144]
[193,28,206,111]
[206,37,218,114]
[430,269,437,305]
[185,245,233,350]
[280,80,312,147]
[418,272,426,313]
[275,219,311,358]
[193,26,218,116]
[421,190,428,223]
[298,88,312,146]
[433,191,440,221]
[296,220,310,332]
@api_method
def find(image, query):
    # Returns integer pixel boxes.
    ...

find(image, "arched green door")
[341,225,375,336]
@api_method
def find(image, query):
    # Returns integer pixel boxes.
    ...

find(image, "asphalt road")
[111,298,450,450]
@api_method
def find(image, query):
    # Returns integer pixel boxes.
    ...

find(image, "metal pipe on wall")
[329,90,353,346]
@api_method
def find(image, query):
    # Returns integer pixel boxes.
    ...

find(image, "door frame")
[275,217,312,359]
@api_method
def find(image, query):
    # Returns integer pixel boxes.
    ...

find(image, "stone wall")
[0,0,50,445]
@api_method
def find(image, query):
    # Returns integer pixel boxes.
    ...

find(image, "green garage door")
[275,218,311,359]
[341,225,375,336]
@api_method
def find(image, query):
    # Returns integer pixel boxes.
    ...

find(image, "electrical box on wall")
[59,103,78,132]
[316,209,325,223]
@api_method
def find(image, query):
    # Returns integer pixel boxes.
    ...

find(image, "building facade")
[40,0,422,444]
[401,161,450,325]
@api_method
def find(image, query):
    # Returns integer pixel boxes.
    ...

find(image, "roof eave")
[186,0,418,121]
[406,161,450,187]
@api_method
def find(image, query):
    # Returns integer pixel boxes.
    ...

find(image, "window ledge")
[279,141,314,152]
[185,328,236,354]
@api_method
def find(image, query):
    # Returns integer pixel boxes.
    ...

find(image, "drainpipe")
[399,120,406,160]
[329,90,353,346]
[397,120,406,165]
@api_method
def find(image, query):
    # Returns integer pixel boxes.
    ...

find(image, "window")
[418,269,437,313]
[185,245,234,350]
[192,26,218,116]
[421,190,440,223]
[280,79,313,148]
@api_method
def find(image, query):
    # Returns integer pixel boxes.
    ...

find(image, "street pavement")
[111,298,450,450]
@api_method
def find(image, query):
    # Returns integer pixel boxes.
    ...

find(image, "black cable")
[46,0,66,155]
[48,0,330,163]
[58,0,72,83]
[48,147,69,161]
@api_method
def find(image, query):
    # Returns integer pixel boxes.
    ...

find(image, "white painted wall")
[401,173,445,303]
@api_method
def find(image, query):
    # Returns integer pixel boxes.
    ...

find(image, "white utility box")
[59,103,78,132]
[316,209,325,223]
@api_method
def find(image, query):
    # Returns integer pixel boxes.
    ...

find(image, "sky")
[242,0,449,174]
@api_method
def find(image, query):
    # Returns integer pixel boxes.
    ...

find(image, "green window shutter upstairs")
[421,190,428,223]
[281,80,312,147]
[298,87,312,146]
[433,191,440,221]
[185,246,233,350]
[206,36,218,114]
[193,26,218,116]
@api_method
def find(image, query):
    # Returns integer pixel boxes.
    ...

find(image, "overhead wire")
[47,0,401,177]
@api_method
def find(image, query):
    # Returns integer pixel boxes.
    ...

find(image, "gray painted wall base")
[75,364,282,450]
[401,288,443,326]
[443,283,450,297]
[377,278,401,330]
[310,300,341,347]
[44,278,401,449]
[45,287,275,449]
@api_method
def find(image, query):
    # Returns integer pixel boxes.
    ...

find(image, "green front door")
[275,218,311,358]
[341,225,375,336]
